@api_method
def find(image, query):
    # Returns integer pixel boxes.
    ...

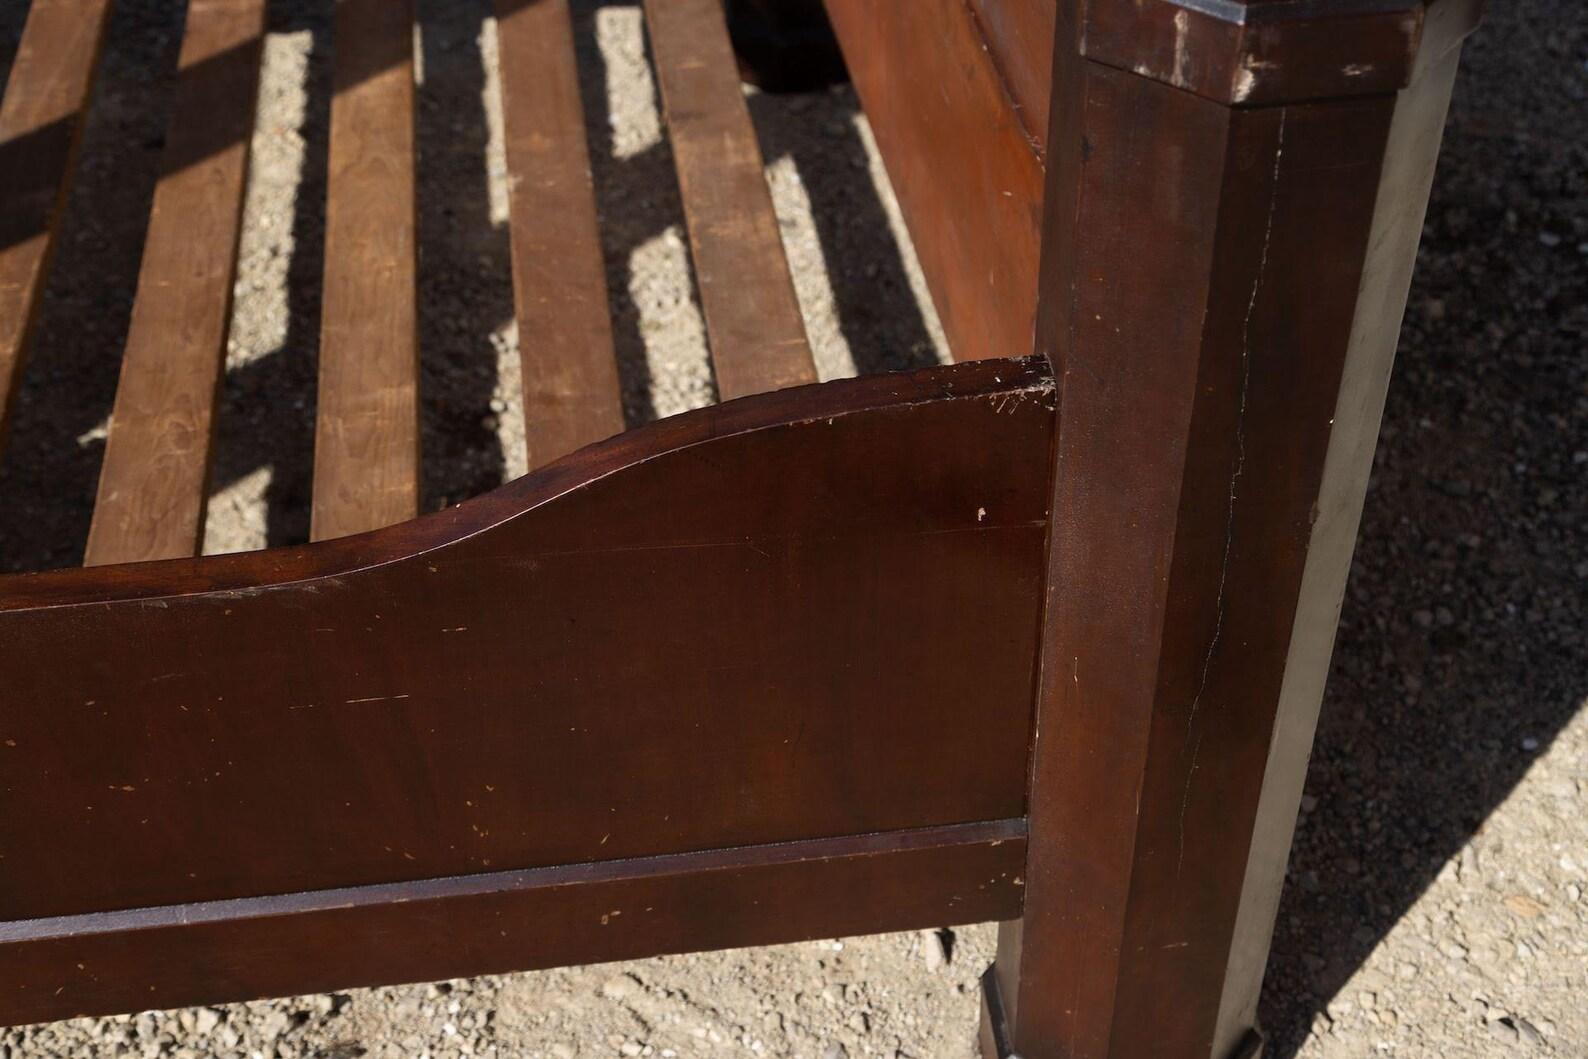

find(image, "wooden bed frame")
[0,0,1480,1054]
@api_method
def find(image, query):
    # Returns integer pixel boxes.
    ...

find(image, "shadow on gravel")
[748,87,941,376]
[208,1,329,551]
[414,0,514,511]
[1259,1,1588,1052]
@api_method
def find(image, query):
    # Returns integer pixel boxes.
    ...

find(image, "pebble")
[1488,1018,1520,1044]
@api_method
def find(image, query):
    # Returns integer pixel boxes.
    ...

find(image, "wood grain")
[0,358,1052,925]
[83,0,267,567]
[0,820,1025,1027]
[823,0,1044,363]
[988,13,1472,1058]
[496,0,626,467]
[966,0,1055,154]
[644,0,816,399]
[312,0,419,541]
[0,0,115,456]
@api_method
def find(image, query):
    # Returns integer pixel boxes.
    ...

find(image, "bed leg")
[982,2,1475,1056]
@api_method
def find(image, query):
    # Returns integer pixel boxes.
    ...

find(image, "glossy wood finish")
[822,0,1044,363]
[0,0,115,455]
[497,0,626,468]
[966,0,1055,153]
[1,820,1026,1027]
[982,4,1475,1056]
[0,359,1052,922]
[644,0,817,398]
[312,0,419,541]
[83,0,266,567]
[0,0,1478,1040]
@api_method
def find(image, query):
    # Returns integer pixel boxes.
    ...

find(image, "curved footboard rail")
[0,358,1054,1024]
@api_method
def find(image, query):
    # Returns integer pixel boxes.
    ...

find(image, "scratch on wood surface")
[1183,108,1286,741]
[1176,735,1203,879]
[1171,10,1191,88]
[1232,55,1277,104]
[1179,111,1286,880]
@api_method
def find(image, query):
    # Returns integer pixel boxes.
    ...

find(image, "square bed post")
[983,1,1482,1056]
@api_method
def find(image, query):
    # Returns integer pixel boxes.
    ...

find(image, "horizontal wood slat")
[0,820,1026,1026]
[312,0,420,541]
[83,0,267,567]
[497,0,626,468]
[644,0,817,400]
[0,0,115,456]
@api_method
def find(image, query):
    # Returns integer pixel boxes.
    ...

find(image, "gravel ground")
[0,0,1584,1056]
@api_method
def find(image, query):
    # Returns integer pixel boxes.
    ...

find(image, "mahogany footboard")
[0,359,1053,1026]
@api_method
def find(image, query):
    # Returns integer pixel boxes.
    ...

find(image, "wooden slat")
[312,0,419,541]
[643,0,816,400]
[0,0,115,456]
[82,0,267,567]
[496,0,625,469]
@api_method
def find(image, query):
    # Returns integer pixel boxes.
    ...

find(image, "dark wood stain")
[0,820,1025,1027]
[984,4,1478,1057]
[0,0,1482,1047]
[0,359,1052,923]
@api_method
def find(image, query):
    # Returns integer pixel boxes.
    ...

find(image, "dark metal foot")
[978,964,1015,1058]
[976,961,1266,1059]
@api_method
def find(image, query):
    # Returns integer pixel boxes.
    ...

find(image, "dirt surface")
[0,0,1584,1056]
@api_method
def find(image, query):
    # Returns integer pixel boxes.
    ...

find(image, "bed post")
[980,1,1481,1057]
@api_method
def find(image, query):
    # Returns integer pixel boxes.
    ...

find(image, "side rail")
[0,358,1053,1025]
